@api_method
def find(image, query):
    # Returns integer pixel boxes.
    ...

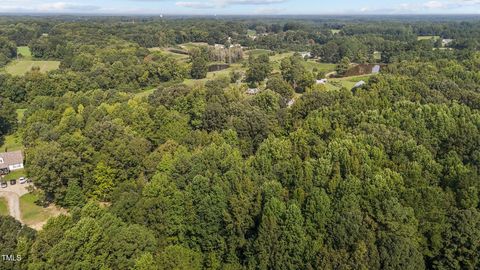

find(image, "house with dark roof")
[0,150,24,175]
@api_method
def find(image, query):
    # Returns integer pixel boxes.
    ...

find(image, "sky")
[0,0,479,15]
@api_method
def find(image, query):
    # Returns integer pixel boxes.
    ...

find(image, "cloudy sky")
[0,0,479,15]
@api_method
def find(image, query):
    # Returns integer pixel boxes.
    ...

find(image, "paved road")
[0,183,32,223]
[0,191,21,221]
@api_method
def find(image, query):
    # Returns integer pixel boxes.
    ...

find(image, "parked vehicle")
[10,179,16,185]
[0,181,7,188]
[19,177,27,184]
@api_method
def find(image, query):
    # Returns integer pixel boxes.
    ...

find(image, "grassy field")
[180,42,208,50]
[331,29,341,35]
[1,133,23,152]
[149,47,190,61]
[20,193,55,226]
[417,35,440,41]
[0,109,25,152]
[325,74,373,91]
[247,29,257,37]
[0,198,8,216]
[17,46,32,59]
[5,60,60,76]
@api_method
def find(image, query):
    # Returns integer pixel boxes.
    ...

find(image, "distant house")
[316,79,328,85]
[246,88,260,95]
[300,52,311,58]
[371,65,381,74]
[353,80,366,88]
[287,99,295,108]
[442,39,454,47]
[0,150,24,175]
[214,44,225,49]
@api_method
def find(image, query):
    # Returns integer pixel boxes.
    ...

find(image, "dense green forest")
[0,16,480,270]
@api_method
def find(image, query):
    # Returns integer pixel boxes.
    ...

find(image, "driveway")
[0,183,32,223]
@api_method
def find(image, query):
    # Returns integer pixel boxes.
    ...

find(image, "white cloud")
[0,1,101,13]
[175,0,288,9]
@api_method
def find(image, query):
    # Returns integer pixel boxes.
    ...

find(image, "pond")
[208,64,230,72]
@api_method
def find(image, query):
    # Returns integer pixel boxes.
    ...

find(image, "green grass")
[5,60,60,76]
[180,42,208,50]
[3,169,25,182]
[16,109,26,122]
[373,51,382,61]
[246,49,271,58]
[331,29,341,35]
[17,46,32,59]
[324,74,374,91]
[247,29,257,36]
[417,35,440,41]
[0,198,8,216]
[304,61,336,73]
[1,133,23,152]
[20,193,51,225]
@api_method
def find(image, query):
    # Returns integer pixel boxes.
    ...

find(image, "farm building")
[0,150,24,175]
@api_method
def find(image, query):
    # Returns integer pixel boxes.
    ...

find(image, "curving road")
[0,183,32,223]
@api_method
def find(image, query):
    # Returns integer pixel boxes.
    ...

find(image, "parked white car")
[19,177,27,184]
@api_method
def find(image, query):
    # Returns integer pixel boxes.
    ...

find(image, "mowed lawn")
[17,46,32,59]
[0,198,8,216]
[5,60,60,76]
[3,169,26,182]
[20,193,55,226]
[417,35,440,41]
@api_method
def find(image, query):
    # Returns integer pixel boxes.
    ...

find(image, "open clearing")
[17,46,32,59]
[5,60,60,76]
[20,193,66,229]
[0,109,26,152]
[417,35,440,41]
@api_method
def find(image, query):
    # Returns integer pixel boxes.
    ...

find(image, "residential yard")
[0,197,7,216]
[20,193,64,228]
[3,169,26,181]
[5,60,60,76]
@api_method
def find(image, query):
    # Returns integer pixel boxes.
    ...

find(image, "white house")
[246,88,260,95]
[300,52,311,58]
[353,80,366,88]
[0,150,24,174]
[316,79,328,85]
[442,39,454,47]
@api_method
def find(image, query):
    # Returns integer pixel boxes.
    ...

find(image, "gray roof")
[372,65,381,74]
[354,80,366,88]
[0,150,24,169]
